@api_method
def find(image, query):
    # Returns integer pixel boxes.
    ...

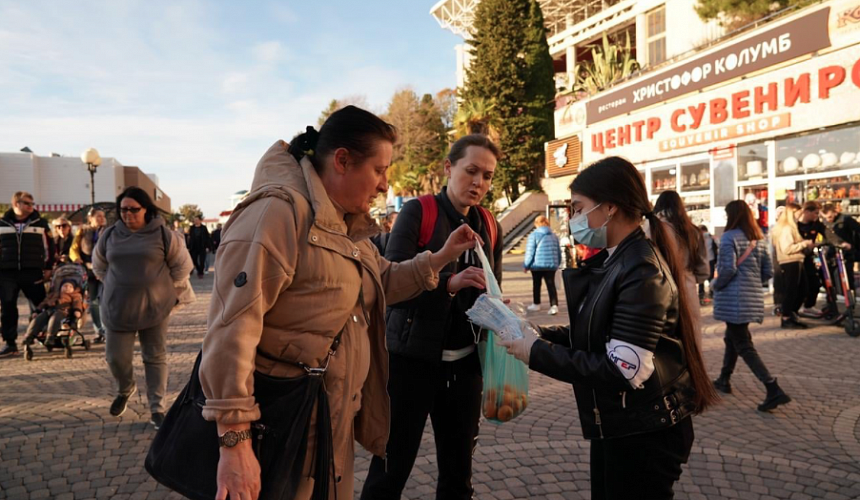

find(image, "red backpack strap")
[417,195,438,248]
[477,206,498,251]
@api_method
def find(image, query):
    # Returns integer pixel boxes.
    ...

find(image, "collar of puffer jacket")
[241,140,380,242]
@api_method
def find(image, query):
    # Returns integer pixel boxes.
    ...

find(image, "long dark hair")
[654,190,704,270]
[725,200,764,241]
[289,105,397,173]
[570,157,717,413]
[116,187,158,223]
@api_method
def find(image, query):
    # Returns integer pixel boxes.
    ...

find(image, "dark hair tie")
[289,126,320,160]
[643,211,654,218]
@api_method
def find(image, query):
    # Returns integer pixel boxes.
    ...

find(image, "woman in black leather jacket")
[502,157,717,499]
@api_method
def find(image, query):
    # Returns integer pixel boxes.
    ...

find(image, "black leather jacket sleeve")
[529,340,629,390]
[611,257,670,353]
[537,325,571,347]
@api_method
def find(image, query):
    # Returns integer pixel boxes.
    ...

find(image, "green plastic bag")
[479,331,529,424]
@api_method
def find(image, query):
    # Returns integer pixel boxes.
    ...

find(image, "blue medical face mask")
[569,203,611,248]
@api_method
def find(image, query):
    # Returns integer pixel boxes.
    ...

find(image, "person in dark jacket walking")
[187,216,211,278]
[712,200,791,412]
[0,191,55,358]
[361,134,503,500]
[821,203,860,291]
[524,215,561,315]
[500,157,717,499]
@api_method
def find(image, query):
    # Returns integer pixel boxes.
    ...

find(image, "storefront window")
[776,124,860,177]
[684,195,710,227]
[680,160,710,192]
[805,174,860,215]
[739,142,768,181]
[651,166,676,195]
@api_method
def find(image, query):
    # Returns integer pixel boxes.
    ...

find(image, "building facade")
[548,0,860,230]
[0,151,171,215]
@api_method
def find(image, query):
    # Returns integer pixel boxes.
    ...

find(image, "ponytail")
[645,210,718,413]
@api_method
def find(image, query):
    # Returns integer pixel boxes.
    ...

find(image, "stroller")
[24,263,92,360]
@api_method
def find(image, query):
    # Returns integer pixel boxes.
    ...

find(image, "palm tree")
[574,31,639,96]
[453,98,500,139]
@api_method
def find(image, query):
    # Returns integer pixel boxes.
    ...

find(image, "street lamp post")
[81,148,102,207]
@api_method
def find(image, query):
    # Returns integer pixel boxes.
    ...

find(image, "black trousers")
[590,417,694,500]
[0,269,46,346]
[531,270,558,306]
[698,260,716,298]
[802,256,820,308]
[720,322,773,384]
[190,250,207,275]
[780,262,806,316]
[360,351,483,500]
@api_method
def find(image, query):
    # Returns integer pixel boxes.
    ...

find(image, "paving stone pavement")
[1,255,859,500]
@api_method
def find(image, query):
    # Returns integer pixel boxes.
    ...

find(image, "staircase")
[503,213,542,254]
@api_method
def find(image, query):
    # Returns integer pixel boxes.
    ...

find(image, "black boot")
[757,378,791,412]
[713,373,732,394]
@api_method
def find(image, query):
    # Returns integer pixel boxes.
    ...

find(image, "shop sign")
[586,6,835,125]
[659,113,792,152]
[546,135,582,178]
[585,46,860,162]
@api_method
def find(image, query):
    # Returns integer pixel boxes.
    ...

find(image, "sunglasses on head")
[120,207,143,214]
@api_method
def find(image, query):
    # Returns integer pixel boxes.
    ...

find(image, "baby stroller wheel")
[24,346,34,362]
[63,338,73,359]
[772,306,782,316]
[84,339,92,351]
[846,319,860,337]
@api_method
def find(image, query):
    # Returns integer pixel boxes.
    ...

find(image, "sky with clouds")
[0,0,462,217]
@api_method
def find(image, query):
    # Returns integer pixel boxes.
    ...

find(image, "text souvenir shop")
[545,0,860,233]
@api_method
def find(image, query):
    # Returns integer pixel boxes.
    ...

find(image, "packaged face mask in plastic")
[474,238,503,298]
[466,295,524,340]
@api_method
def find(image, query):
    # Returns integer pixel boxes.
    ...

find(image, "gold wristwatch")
[218,429,253,448]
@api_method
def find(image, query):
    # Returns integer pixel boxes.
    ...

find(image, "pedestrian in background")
[821,203,860,291]
[712,200,790,412]
[52,217,74,265]
[0,191,54,358]
[370,211,398,255]
[653,191,709,337]
[500,157,716,499]
[93,187,193,429]
[71,208,108,344]
[698,224,717,304]
[772,202,813,329]
[524,215,561,315]
[796,201,846,315]
[188,216,211,278]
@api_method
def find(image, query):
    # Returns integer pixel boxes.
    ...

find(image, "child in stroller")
[21,264,90,360]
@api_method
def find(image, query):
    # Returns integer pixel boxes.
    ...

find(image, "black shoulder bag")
[145,324,347,500]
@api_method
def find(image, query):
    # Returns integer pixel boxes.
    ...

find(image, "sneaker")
[110,387,137,417]
[781,316,809,329]
[548,305,559,315]
[801,306,823,316]
[526,304,541,312]
[93,334,105,345]
[150,412,165,430]
[0,344,19,358]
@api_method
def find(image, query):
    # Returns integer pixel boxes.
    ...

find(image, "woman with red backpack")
[361,134,503,500]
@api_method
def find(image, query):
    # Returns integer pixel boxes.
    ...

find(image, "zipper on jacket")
[586,276,610,439]
[621,391,627,409]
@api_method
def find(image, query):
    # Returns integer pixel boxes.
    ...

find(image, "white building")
[0,150,172,215]
[0,151,125,214]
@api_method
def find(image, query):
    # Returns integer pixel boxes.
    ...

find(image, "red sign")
[590,56,860,155]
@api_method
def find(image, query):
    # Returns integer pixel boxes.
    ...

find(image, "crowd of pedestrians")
[4,106,860,500]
